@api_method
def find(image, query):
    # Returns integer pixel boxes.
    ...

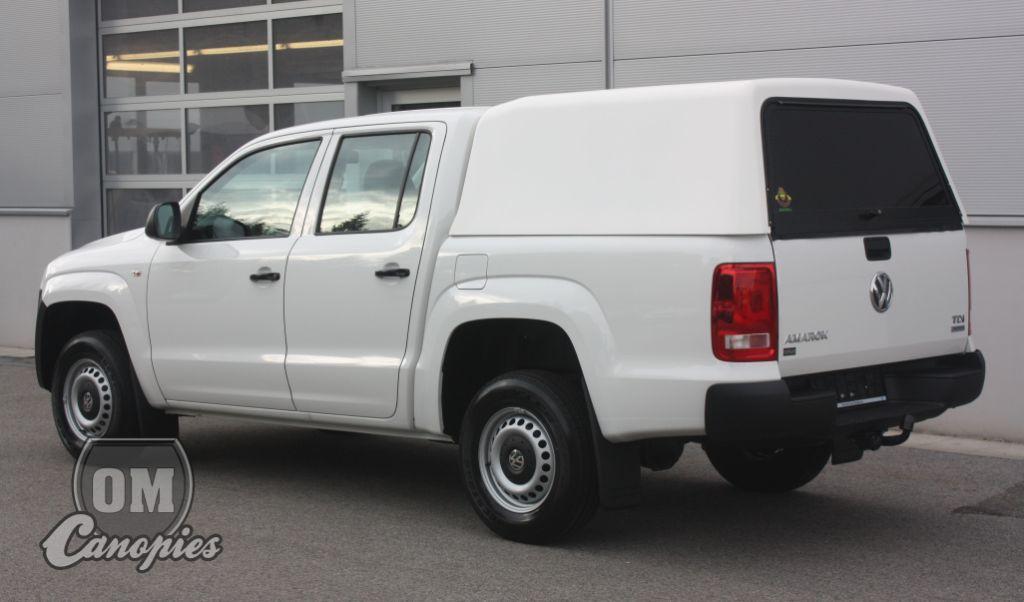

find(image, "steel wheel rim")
[62,358,113,441]
[478,407,556,513]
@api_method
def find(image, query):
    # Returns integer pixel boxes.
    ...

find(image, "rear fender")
[414,276,615,436]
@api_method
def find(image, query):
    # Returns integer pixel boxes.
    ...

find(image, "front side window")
[319,133,431,234]
[188,139,320,241]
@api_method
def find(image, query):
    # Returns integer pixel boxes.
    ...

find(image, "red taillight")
[966,249,973,336]
[711,263,778,362]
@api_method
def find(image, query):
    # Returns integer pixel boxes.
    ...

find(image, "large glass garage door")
[98,0,345,234]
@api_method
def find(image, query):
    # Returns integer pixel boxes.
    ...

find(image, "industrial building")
[1,1,1020,439]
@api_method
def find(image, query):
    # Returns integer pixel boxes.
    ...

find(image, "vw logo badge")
[870,272,894,313]
[507,448,526,474]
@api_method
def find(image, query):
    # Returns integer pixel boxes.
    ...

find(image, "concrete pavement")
[1,361,1021,600]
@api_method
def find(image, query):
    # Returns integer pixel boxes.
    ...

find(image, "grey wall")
[925,227,1024,442]
[0,216,71,348]
[351,0,1024,220]
[351,0,606,105]
[0,2,74,213]
[0,1,84,347]
[612,1,1024,220]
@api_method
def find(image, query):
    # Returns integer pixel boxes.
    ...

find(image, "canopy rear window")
[762,99,962,239]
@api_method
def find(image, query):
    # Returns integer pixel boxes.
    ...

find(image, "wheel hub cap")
[478,407,556,513]
[63,359,113,441]
[506,448,526,474]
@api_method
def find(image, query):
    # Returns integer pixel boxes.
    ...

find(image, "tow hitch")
[832,415,915,464]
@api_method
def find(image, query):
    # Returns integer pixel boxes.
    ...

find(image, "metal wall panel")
[472,62,604,106]
[0,216,71,347]
[353,0,603,68]
[615,37,1024,218]
[614,0,1024,60]
[0,1,67,97]
[0,89,68,209]
[0,0,72,211]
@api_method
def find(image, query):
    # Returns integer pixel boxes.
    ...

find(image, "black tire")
[459,370,598,543]
[51,330,178,458]
[704,442,831,493]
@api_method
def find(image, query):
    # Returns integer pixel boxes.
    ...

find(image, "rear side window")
[762,100,962,239]
[318,132,431,234]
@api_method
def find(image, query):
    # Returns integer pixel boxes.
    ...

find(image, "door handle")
[250,271,281,282]
[375,267,410,279]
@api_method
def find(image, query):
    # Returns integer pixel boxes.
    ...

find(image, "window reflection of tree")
[331,212,369,233]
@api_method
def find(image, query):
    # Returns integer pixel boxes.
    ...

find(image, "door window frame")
[313,130,433,237]
[175,129,334,244]
[298,121,447,238]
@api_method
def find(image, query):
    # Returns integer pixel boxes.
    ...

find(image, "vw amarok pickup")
[37,79,984,542]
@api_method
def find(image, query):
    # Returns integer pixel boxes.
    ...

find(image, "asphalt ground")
[1,359,1022,600]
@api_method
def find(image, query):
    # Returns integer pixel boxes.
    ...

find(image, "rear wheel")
[51,330,177,458]
[704,442,831,493]
[459,370,598,543]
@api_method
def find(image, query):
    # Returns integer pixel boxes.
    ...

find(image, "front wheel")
[459,371,598,543]
[704,442,831,493]
[51,330,177,458]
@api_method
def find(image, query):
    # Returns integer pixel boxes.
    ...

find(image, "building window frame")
[97,0,344,235]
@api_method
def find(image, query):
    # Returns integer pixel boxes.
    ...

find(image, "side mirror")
[145,202,182,242]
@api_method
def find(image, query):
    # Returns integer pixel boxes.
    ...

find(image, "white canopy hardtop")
[451,78,924,237]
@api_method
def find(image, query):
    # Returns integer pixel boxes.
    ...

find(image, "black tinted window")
[189,139,320,240]
[763,100,962,239]
[318,133,431,233]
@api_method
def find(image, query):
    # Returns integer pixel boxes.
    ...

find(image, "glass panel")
[101,0,178,20]
[397,134,431,228]
[103,30,180,98]
[274,101,345,129]
[189,140,321,240]
[106,189,182,235]
[273,14,344,88]
[319,133,421,234]
[105,110,181,175]
[183,0,263,11]
[763,101,962,239]
[187,105,269,173]
[185,21,267,94]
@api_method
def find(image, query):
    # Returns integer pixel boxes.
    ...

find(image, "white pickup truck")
[36,79,984,542]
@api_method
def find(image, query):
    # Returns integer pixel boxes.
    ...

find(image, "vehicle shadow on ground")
[180,419,914,552]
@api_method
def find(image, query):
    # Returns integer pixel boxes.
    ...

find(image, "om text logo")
[40,438,222,572]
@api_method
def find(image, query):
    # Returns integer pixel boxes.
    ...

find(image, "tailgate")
[774,231,968,376]
[762,98,969,377]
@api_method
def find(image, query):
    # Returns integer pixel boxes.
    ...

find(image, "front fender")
[413,276,616,436]
[41,271,166,408]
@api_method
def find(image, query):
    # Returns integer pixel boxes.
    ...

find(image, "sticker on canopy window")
[774,186,793,212]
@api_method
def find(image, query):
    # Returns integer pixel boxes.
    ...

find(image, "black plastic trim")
[705,351,985,444]
[34,293,47,389]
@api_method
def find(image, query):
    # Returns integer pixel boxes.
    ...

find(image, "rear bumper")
[705,350,985,443]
